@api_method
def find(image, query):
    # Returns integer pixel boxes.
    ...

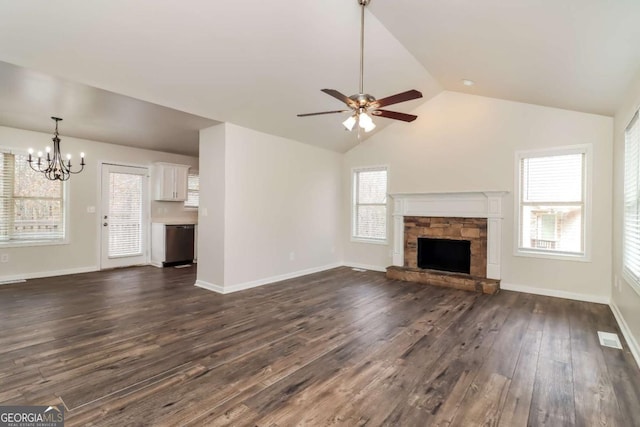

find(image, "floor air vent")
[597,331,623,349]
[351,268,367,272]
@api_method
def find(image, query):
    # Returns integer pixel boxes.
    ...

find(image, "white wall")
[197,124,226,286]
[343,91,613,301]
[196,123,343,292]
[612,72,640,358]
[0,125,197,281]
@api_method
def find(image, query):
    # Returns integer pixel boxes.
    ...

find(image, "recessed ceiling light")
[462,79,475,87]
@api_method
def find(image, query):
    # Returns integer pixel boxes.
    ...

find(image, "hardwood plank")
[580,302,640,426]
[328,291,503,425]
[450,292,537,426]
[453,373,511,427]
[528,297,576,426]
[497,303,544,427]
[528,358,576,426]
[0,266,638,425]
[424,291,520,426]
[568,301,625,427]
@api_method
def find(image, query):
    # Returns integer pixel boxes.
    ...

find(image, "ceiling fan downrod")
[358,0,370,95]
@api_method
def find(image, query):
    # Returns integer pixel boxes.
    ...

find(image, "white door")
[101,164,149,269]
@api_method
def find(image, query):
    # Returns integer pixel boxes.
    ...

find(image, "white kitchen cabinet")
[152,163,190,201]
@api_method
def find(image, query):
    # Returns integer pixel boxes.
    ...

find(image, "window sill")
[0,239,69,249]
[514,248,590,262]
[351,237,388,246]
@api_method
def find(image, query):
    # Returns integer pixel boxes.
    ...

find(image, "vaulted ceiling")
[370,0,640,117]
[0,0,638,155]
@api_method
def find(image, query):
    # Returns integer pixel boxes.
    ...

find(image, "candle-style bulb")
[28,148,34,154]
[66,154,71,160]
[46,146,51,153]
[80,152,85,158]
[37,151,43,158]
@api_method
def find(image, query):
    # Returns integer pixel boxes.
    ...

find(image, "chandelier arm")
[27,160,45,173]
[70,164,85,174]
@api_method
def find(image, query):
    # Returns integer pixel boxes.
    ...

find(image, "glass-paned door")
[101,164,149,269]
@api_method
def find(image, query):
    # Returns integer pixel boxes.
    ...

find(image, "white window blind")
[352,167,387,241]
[623,112,640,291]
[184,172,199,208]
[108,172,143,257]
[0,151,65,244]
[518,149,586,256]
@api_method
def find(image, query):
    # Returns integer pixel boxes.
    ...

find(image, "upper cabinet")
[152,162,191,201]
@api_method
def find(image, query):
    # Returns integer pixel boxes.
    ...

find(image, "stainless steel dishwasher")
[164,224,195,264]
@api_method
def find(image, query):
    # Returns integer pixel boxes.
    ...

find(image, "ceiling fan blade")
[371,109,418,122]
[372,89,423,108]
[321,89,358,108]
[297,109,351,117]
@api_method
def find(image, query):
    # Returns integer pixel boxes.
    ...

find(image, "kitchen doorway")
[100,163,149,269]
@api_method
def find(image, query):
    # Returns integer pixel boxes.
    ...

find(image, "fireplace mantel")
[389,191,508,279]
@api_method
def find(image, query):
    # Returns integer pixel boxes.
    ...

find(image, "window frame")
[514,144,592,262]
[0,147,70,248]
[622,111,640,296]
[351,165,389,245]
[184,170,199,209]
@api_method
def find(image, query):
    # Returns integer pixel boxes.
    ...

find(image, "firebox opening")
[417,238,471,274]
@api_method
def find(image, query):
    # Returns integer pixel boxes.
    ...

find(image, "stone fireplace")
[386,192,507,294]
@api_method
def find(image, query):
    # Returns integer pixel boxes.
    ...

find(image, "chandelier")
[27,117,85,181]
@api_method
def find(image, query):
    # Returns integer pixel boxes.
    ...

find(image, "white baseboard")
[341,262,387,273]
[0,279,26,286]
[500,282,610,305]
[609,302,640,369]
[194,279,225,294]
[194,262,343,295]
[0,266,99,285]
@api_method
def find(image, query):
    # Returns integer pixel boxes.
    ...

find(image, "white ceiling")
[0,0,638,154]
[0,61,218,156]
[370,0,640,117]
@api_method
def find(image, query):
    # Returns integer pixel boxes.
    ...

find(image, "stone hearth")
[387,266,500,294]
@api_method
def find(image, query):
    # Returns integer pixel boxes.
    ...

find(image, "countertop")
[152,219,198,225]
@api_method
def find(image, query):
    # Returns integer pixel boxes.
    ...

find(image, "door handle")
[103,222,108,227]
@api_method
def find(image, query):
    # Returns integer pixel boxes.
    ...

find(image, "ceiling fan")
[297,0,423,133]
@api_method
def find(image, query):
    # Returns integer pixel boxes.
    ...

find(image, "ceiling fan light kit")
[298,0,422,133]
[357,112,375,132]
[343,115,357,131]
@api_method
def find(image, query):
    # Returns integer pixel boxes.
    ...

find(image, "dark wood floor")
[1,266,639,426]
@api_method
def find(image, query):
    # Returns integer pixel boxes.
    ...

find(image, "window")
[623,112,640,294]
[516,146,590,259]
[352,166,387,242]
[108,171,143,257]
[184,172,199,208]
[0,150,66,245]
